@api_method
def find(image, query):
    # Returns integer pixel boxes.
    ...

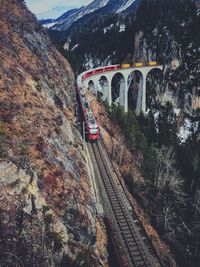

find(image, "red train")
[82,65,121,81]
[81,62,158,81]
[77,87,100,141]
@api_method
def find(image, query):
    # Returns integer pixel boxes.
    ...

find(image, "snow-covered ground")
[152,109,199,142]
[174,108,180,116]
[178,118,199,143]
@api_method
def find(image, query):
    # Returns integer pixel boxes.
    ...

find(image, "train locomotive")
[77,86,100,141]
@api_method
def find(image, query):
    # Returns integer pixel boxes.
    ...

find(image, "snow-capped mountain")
[40,0,109,31]
[36,5,74,20]
[40,8,79,28]
[40,0,139,31]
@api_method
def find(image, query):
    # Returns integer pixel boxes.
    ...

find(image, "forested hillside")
[59,14,137,72]
[102,1,200,265]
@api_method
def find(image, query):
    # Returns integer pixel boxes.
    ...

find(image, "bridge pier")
[123,76,129,113]
[119,78,125,108]
[135,78,142,115]
[108,78,112,106]
[142,74,147,114]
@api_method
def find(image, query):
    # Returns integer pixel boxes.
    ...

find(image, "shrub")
[0,122,8,137]
[60,255,73,267]
[47,231,64,252]
[44,213,53,226]
[35,83,42,92]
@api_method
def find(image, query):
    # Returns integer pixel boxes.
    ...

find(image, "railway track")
[88,141,161,267]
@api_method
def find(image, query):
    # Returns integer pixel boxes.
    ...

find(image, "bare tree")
[116,134,126,166]
[154,146,185,232]
[192,190,200,218]
[111,131,126,166]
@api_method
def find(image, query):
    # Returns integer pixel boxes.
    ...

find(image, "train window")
[84,102,89,109]
[87,112,96,127]
[89,118,96,125]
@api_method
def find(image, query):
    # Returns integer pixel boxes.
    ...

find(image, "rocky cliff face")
[134,0,200,109]
[0,0,104,266]
[133,0,200,141]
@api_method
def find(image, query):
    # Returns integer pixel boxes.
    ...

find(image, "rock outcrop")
[0,0,104,266]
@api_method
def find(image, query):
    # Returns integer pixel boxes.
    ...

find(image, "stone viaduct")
[82,64,163,114]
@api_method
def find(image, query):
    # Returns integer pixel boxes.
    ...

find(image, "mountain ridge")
[40,0,140,31]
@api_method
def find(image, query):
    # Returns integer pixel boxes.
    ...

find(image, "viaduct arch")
[83,65,163,114]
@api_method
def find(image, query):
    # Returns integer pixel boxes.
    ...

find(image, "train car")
[103,65,120,71]
[93,68,104,75]
[148,61,157,66]
[85,110,100,141]
[82,71,94,81]
[135,62,144,67]
[121,63,131,68]
[77,87,100,141]
[114,64,121,70]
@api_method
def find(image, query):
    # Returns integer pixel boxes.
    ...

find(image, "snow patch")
[174,108,180,116]
[43,22,57,28]
[154,111,159,122]
[97,81,103,93]
[99,0,109,7]
[154,111,160,133]
[178,118,199,143]
[103,24,114,33]
[84,57,95,70]
[71,44,79,51]
[119,24,126,32]
[75,0,109,21]
[117,0,136,13]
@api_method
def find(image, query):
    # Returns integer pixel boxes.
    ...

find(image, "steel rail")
[91,141,160,267]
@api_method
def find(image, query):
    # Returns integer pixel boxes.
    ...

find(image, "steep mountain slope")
[133,0,200,129]
[61,12,137,71]
[45,0,110,32]
[43,0,140,33]
[0,0,106,266]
